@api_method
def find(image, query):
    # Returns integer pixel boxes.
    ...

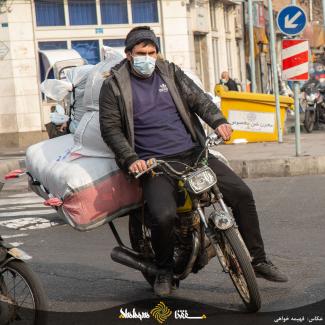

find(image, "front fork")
[195,185,252,271]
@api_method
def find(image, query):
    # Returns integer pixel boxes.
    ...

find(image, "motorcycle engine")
[174,212,216,274]
[173,212,200,273]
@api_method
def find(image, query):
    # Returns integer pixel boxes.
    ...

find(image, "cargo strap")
[44,197,63,207]
[4,169,26,180]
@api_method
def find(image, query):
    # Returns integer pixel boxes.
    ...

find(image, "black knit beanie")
[124,26,159,53]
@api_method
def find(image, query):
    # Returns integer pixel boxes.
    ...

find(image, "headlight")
[185,166,217,194]
[306,94,316,102]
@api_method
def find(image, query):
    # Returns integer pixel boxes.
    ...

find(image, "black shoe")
[253,259,288,282]
[153,271,173,297]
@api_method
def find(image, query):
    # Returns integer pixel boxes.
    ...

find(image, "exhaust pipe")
[111,246,158,276]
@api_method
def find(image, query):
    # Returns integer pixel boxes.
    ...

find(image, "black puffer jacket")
[99,59,228,172]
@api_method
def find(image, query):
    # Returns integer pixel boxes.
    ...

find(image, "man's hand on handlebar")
[129,160,148,174]
[215,123,233,141]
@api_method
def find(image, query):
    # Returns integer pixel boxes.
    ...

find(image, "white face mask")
[221,79,227,83]
[132,55,156,77]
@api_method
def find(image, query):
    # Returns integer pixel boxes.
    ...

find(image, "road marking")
[0,197,44,205]
[0,210,56,218]
[4,193,37,198]
[0,217,61,230]
[0,204,50,211]
[2,234,29,239]
[8,242,23,247]
[0,184,64,230]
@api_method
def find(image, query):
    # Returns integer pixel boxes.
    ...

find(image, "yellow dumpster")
[215,85,294,144]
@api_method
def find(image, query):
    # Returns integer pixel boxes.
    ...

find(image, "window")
[68,0,97,25]
[38,41,68,51]
[71,40,100,65]
[38,41,68,81]
[226,39,233,76]
[224,7,230,33]
[103,39,125,47]
[35,0,65,26]
[210,1,217,31]
[101,0,128,24]
[132,0,158,23]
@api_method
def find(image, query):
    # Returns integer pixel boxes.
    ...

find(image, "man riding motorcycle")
[99,26,288,297]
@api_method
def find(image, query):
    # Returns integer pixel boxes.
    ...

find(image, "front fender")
[305,104,316,111]
[7,247,32,261]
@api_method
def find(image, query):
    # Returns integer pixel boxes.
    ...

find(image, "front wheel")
[0,259,48,325]
[217,227,261,312]
[304,109,315,133]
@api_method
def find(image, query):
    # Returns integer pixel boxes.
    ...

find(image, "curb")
[229,155,325,178]
[1,156,325,181]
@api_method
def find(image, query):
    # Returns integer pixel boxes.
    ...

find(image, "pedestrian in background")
[220,71,239,91]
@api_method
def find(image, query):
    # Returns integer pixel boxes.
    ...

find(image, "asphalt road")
[0,175,324,315]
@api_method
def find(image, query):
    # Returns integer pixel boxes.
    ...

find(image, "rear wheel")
[217,227,261,312]
[0,260,48,325]
[304,110,315,133]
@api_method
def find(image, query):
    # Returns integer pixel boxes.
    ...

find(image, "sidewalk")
[0,131,324,180]
[216,131,325,178]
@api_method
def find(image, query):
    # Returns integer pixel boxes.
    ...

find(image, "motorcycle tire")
[0,259,48,325]
[128,209,156,287]
[304,110,315,133]
[217,227,261,312]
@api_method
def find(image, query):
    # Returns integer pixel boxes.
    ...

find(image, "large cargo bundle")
[25,135,142,231]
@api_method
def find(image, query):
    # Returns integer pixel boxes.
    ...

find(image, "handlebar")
[134,133,223,179]
[134,159,184,179]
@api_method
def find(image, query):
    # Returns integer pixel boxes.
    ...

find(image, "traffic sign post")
[277,4,308,156]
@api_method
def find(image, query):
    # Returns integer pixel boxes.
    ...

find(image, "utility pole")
[247,0,256,92]
[267,0,283,142]
[323,0,325,27]
[291,0,302,156]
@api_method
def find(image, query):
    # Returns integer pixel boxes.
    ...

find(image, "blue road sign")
[276,5,307,36]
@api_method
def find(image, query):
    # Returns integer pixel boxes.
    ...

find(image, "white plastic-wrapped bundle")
[26,135,142,231]
[40,65,94,132]
[40,79,73,101]
[71,111,113,158]
[83,47,124,111]
[65,65,94,121]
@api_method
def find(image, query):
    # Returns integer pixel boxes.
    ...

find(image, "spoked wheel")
[128,208,155,287]
[0,260,48,325]
[304,110,315,133]
[218,227,261,312]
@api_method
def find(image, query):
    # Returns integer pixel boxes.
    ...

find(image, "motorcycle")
[301,79,325,133]
[0,184,48,324]
[3,134,261,313]
[110,133,261,312]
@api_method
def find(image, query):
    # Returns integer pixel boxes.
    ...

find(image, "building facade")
[0,0,244,147]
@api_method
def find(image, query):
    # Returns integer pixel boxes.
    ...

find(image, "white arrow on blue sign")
[276,5,307,36]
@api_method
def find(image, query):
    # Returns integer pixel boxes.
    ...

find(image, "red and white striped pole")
[282,40,309,80]
[282,38,309,155]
